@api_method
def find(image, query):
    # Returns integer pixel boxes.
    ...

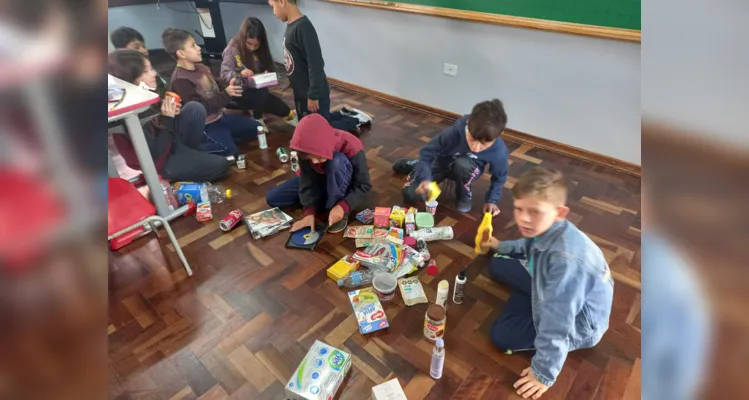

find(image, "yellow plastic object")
[426,182,442,203]
[474,212,493,254]
[225,189,233,199]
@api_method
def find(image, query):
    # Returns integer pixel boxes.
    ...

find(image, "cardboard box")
[348,288,389,334]
[248,72,279,89]
[389,206,405,228]
[326,256,360,281]
[196,201,212,222]
[374,207,392,228]
[372,379,407,400]
[285,341,352,400]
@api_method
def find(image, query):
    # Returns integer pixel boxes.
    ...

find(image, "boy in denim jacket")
[481,167,614,399]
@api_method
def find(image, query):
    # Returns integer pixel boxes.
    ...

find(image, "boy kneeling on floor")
[480,167,614,399]
[266,114,372,233]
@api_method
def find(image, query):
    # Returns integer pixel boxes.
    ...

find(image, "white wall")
[108,3,203,50]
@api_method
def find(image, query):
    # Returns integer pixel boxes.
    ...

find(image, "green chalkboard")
[394,0,641,30]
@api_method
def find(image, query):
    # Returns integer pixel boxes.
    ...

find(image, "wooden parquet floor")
[108,73,642,400]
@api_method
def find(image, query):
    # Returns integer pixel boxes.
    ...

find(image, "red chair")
[107,178,192,276]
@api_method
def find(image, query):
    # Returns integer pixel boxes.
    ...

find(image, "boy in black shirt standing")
[269,0,331,120]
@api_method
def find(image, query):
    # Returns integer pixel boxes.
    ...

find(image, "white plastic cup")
[425,200,438,215]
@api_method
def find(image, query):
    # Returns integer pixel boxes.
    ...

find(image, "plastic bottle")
[290,151,300,172]
[474,212,494,254]
[257,125,268,149]
[430,338,445,379]
[337,270,377,288]
[201,182,233,204]
[435,280,450,308]
[453,268,467,304]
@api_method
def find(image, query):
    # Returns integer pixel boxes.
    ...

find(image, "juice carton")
[327,256,360,281]
[174,182,203,205]
[374,207,392,228]
[348,288,389,334]
[284,340,352,400]
[389,206,405,228]
[196,201,212,222]
[404,212,416,236]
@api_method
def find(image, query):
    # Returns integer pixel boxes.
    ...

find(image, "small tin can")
[276,147,289,162]
[290,151,299,172]
[424,304,446,341]
[257,126,268,149]
[236,154,247,169]
[219,209,243,232]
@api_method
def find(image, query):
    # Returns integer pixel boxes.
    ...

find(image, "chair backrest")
[107,178,155,236]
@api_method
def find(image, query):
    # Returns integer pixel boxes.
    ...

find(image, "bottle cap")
[426,262,438,276]
[435,338,444,348]
[225,189,233,198]
[337,279,344,287]
[438,280,449,289]
[458,268,466,279]
[257,125,264,132]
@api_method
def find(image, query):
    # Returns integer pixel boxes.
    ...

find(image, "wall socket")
[443,63,458,76]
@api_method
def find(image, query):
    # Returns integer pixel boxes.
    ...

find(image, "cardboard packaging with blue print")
[285,340,352,400]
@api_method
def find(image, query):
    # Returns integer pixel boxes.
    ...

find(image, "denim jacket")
[498,220,614,386]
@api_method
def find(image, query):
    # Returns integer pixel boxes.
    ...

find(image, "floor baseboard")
[328,77,641,177]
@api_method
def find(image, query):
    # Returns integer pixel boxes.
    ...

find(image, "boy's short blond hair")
[511,167,568,205]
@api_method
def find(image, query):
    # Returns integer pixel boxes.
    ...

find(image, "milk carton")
[348,288,389,334]
[285,341,352,400]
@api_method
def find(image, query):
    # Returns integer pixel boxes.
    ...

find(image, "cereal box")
[284,340,352,400]
[196,201,212,222]
[348,288,390,334]
[374,207,392,228]
[389,206,405,228]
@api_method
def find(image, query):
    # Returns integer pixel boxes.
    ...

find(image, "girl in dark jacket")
[266,114,372,233]
[108,50,228,182]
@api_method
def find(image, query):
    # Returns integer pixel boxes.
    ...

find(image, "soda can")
[290,151,299,172]
[276,147,289,162]
[236,154,247,169]
[220,209,243,232]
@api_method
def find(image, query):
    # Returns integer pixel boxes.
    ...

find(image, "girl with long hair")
[220,17,295,124]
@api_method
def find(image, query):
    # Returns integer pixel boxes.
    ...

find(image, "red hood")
[289,114,363,160]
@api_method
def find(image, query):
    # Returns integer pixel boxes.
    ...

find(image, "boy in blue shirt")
[480,167,614,399]
[393,99,508,214]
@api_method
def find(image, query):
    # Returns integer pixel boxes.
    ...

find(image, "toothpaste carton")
[285,340,352,400]
[348,288,389,334]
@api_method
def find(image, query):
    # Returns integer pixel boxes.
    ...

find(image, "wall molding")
[319,0,640,43]
[328,77,641,177]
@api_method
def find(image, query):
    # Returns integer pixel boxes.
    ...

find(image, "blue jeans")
[266,154,352,210]
[202,113,262,156]
[488,256,537,353]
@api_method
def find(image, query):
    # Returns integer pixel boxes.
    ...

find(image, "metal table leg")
[122,114,170,217]
[108,151,120,178]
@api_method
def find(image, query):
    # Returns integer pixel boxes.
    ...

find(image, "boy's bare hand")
[415,180,432,195]
[480,236,499,253]
[514,367,549,399]
[291,214,315,233]
[240,68,254,77]
[160,97,178,117]
[483,203,500,216]
[226,81,243,97]
[307,99,319,112]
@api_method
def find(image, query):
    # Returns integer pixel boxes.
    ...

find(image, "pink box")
[374,207,392,228]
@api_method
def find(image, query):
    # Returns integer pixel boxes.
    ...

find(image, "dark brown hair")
[161,28,193,60]
[233,17,275,73]
[107,49,147,84]
[511,167,568,205]
[467,99,507,143]
[110,26,145,49]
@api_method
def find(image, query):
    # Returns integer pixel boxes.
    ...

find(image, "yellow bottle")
[474,212,493,254]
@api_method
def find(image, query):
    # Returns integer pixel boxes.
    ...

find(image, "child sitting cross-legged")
[480,167,614,399]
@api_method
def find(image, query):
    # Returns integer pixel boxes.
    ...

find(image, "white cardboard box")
[372,378,407,400]
[285,340,351,400]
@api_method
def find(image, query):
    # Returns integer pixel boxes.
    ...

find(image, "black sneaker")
[456,196,473,213]
[328,213,350,233]
[392,158,418,174]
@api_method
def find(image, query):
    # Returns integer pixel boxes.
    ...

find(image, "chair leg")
[152,216,193,277]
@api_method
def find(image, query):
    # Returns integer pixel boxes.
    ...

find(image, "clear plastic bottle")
[200,182,233,204]
[257,125,268,149]
[430,338,445,379]
[337,270,377,288]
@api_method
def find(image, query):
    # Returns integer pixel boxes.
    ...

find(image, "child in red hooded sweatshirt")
[266,114,372,233]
